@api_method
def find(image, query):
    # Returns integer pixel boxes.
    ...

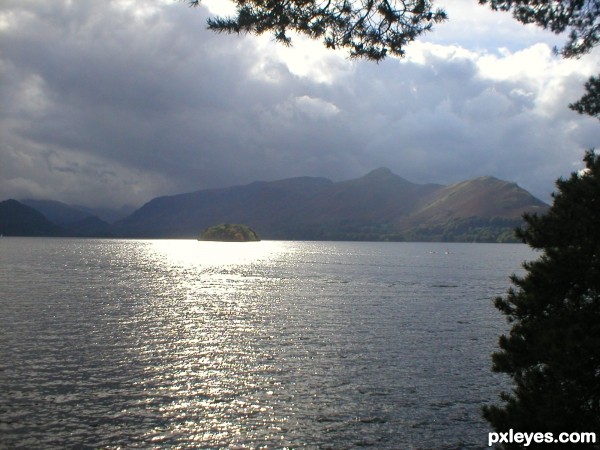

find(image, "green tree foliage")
[189,0,447,61]
[482,151,600,448]
[198,223,261,241]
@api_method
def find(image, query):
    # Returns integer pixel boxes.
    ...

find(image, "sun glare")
[148,239,287,269]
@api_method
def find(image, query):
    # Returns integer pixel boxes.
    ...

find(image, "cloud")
[0,0,598,208]
[425,0,566,53]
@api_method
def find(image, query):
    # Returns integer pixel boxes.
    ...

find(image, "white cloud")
[201,0,237,16]
[424,0,565,53]
[248,32,353,85]
[405,41,477,65]
[477,44,599,120]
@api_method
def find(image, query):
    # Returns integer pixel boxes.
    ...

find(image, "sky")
[1,0,599,209]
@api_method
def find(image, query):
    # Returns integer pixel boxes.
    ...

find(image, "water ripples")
[0,239,533,449]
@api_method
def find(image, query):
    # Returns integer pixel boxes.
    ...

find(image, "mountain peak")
[364,167,395,178]
[358,167,415,187]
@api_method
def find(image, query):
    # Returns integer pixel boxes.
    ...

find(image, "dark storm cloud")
[1,0,598,207]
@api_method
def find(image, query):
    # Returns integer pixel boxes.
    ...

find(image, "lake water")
[0,238,534,449]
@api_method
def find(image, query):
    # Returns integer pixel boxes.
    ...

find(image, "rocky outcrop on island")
[198,223,260,242]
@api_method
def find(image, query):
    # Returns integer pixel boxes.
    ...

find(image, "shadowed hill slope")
[114,169,548,242]
[0,199,66,236]
[114,176,332,238]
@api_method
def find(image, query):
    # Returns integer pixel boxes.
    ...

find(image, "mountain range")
[0,168,548,242]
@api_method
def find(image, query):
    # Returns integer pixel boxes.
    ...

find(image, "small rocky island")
[198,223,261,242]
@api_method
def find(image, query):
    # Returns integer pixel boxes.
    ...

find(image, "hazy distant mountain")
[21,199,91,226]
[114,169,549,242]
[63,216,113,237]
[21,199,131,225]
[19,199,114,237]
[74,204,135,224]
[0,199,65,236]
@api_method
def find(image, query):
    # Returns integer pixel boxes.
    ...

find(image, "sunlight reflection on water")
[0,238,534,449]
[133,239,297,447]
[149,239,289,269]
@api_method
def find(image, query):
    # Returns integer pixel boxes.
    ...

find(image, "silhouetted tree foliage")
[482,151,600,448]
[570,74,600,119]
[473,2,600,442]
[190,1,598,59]
[189,0,447,60]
